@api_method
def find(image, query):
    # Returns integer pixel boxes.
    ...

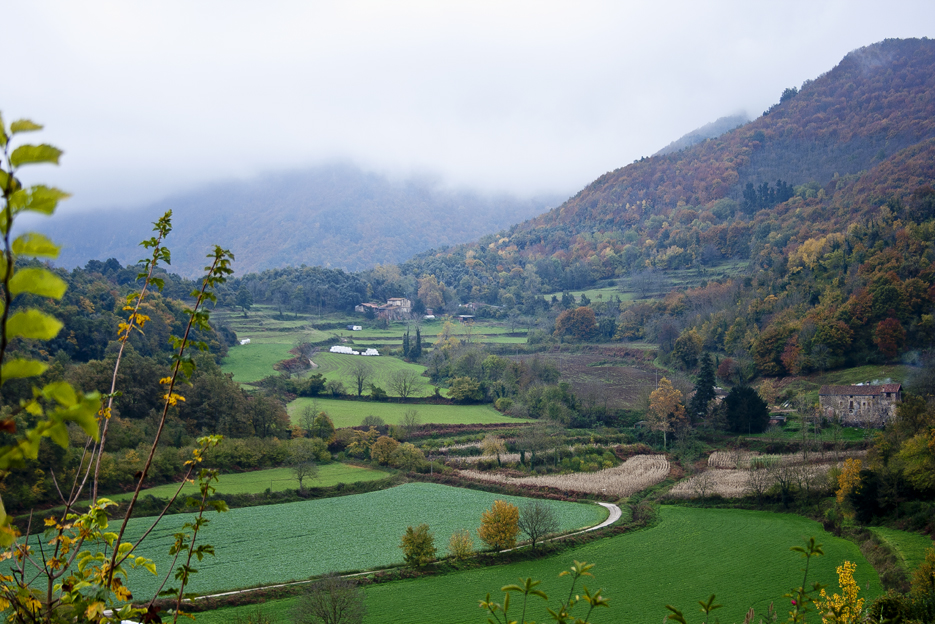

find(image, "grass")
[287,397,533,428]
[869,526,934,574]
[223,342,297,383]
[196,505,881,624]
[107,464,391,500]
[304,352,435,397]
[105,483,605,598]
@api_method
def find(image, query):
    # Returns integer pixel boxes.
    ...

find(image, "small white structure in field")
[329,345,360,355]
[346,325,363,331]
[361,348,380,356]
[240,339,251,345]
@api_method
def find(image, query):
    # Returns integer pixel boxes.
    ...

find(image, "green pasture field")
[307,352,434,397]
[869,526,934,573]
[197,505,881,624]
[101,483,604,598]
[107,464,391,501]
[217,306,336,382]
[288,397,532,428]
[222,342,296,383]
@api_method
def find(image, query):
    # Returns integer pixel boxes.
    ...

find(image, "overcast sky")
[5,1,935,212]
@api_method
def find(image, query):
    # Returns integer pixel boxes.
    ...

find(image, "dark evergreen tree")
[410,327,422,359]
[402,331,410,358]
[688,352,716,423]
[723,386,770,434]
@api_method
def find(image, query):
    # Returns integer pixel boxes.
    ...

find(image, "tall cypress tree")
[402,331,410,358]
[411,327,422,359]
[689,352,716,423]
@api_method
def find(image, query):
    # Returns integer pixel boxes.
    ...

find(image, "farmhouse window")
[849,400,853,409]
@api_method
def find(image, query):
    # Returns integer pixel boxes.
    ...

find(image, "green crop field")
[197,505,881,624]
[107,464,391,500]
[306,352,434,397]
[869,527,934,573]
[288,397,532,427]
[98,483,603,599]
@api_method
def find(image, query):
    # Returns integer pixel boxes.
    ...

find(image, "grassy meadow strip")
[287,397,532,428]
[459,455,670,498]
[304,351,434,396]
[104,483,604,598]
[107,464,391,500]
[222,341,297,383]
[868,527,935,573]
[194,505,881,624]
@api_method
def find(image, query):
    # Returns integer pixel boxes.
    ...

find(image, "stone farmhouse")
[818,383,902,427]
[354,297,412,320]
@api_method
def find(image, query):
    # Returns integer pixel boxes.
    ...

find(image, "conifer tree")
[689,352,717,423]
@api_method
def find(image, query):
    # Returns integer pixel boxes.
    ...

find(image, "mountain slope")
[397,38,935,297]
[36,164,564,277]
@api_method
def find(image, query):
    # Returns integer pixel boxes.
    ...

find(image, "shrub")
[448,529,474,560]
[478,499,519,550]
[400,523,436,568]
[370,436,399,465]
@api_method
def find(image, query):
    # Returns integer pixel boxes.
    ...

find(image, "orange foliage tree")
[478,499,519,551]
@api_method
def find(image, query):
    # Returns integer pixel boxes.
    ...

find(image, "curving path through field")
[189,501,622,602]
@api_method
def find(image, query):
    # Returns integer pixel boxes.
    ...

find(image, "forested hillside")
[341,38,935,376]
[33,163,563,276]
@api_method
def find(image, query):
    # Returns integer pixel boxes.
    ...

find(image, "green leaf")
[0,169,20,193]
[6,309,63,340]
[48,391,100,440]
[42,381,77,406]
[10,119,43,134]
[9,267,67,299]
[9,185,70,216]
[12,232,61,258]
[10,144,63,167]
[0,497,13,548]
[46,421,69,447]
[1,358,48,382]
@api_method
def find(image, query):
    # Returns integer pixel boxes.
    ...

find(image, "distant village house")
[354,298,412,320]
[819,383,901,427]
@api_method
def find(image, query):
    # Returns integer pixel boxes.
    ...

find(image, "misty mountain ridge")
[652,114,750,157]
[36,164,565,277]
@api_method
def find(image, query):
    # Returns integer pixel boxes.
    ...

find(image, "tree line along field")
[107,464,391,500]
[196,505,881,624]
[287,397,531,427]
[90,483,605,599]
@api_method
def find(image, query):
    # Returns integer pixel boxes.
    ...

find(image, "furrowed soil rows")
[459,455,670,498]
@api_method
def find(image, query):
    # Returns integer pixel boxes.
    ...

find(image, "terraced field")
[108,464,391,500]
[198,505,881,624]
[288,398,531,428]
[109,483,604,598]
